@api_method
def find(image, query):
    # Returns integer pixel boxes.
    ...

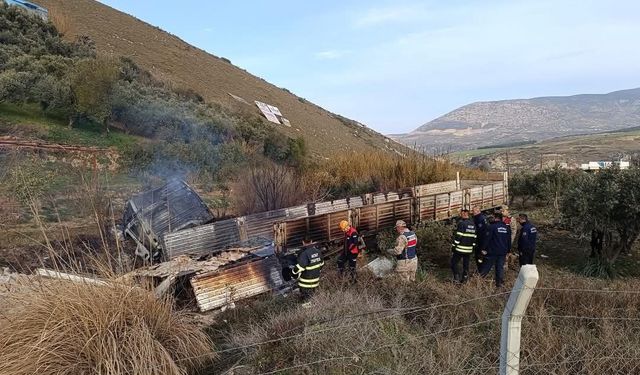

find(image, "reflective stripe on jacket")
[292,245,324,289]
[344,227,359,254]
[397,230,417,260]
[452,219,477,254]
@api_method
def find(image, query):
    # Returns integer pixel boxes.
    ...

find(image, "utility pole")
[505,150,511,177]
[539,154,543,171]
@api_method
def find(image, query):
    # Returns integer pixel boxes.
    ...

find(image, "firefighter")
[338,220,359,282]
[517,213,537,266]
[480,213,512,287]
[450,209,477,283]
[292,235,324,302]
[387,220,418,282]
[472,206,488,271]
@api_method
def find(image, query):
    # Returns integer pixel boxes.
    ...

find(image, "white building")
[580,161,630,171]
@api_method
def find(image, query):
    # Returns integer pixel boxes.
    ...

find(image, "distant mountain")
[393,88,640,152]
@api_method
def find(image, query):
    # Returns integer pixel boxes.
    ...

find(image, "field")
[450,128,640,170]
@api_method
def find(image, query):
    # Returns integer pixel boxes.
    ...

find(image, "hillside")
[35,0,403,158]
[450,127,640,171]
[394,88,640,152]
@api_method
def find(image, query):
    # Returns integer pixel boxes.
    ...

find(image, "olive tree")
[561,167,640,271]
[70,58,118,131]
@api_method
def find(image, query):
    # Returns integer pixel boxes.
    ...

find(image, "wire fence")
[114,283,640,374]
[211,285,640,375]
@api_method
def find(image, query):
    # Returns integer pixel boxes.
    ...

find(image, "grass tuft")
[0,278,215,375]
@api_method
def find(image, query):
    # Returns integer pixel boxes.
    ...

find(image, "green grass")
[450,147,501,159]
[0,103,140,150]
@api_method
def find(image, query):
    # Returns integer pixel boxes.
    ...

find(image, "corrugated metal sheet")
[314,201,335,215]
[331,199,349,212]
[373,193,387,204]
[286,205,309,219]
[245,209,288,240]
[348,196,364,208]
[164,218,240,259]
[191,256,285,312]
[123,180,213,254]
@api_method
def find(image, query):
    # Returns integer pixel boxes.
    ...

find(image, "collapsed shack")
[122,179,214,261]
[127,240,287,312]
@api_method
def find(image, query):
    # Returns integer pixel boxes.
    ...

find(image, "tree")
[70,58,118,131]
[535,166,575,212]
[508,171,538,207]
[561,167,640,272]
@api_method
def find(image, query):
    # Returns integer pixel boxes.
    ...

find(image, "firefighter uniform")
[337,226,359,282]
[292,244,324,300]
[517,221,537,266]
[480,221,512,287]
[473,212,488,270]
[389,228,418,282]
[451,218,477,282]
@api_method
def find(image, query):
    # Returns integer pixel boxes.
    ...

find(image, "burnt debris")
[122,179,214,261]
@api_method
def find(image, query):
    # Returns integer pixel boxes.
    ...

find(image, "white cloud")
[314,50,349,60]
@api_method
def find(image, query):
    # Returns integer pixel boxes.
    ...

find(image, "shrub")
[71,58,119,130]
[415,220,453,266]
[0,279,215,375]
[234,163,307,214]
[561,167,640,269]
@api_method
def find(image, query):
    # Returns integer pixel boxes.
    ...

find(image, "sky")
[98,0,640,134]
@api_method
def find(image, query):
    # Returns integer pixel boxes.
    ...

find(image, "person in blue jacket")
[517,213,537,266]
[480,212,512,287]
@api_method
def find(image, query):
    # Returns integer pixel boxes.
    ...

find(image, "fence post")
[500,265,539,375]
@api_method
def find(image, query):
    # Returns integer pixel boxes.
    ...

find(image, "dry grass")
[211,266,640,374]
[0,165,214,375]
[48,7,72,36]
[316,151,487,195]
[0,278,215,375]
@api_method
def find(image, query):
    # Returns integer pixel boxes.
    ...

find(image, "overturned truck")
[123,173,509,312]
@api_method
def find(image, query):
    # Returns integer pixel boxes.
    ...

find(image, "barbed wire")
[524,314,640,322]
[535,287,640,294]
[216,291,511,354]
[122,285,640,374]
[253,316,503,375]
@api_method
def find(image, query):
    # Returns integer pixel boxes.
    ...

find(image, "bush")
[234,163,308,214]
[414,220,453,266]
[561,167,640,269]
[0,279,215,375]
